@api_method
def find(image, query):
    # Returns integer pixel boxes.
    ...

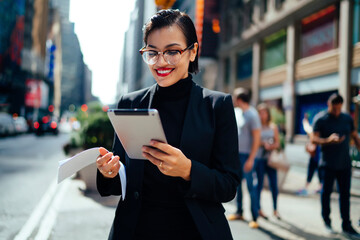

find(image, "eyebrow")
[147,43,182,49]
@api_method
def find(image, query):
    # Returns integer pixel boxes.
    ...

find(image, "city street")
[0,133,69,239]
[1,133,360,240]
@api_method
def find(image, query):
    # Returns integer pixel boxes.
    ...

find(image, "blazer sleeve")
[185,94,241,203]
[96,97,126,197]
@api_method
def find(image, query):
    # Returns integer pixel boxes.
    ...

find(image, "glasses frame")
[139,43,194,65]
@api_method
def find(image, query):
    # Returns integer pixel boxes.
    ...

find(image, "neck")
[241,104,250,111]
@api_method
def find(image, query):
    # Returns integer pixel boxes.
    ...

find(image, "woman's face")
[145,25,198,87]
[259,109,269,124]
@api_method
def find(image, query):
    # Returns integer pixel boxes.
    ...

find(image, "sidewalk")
[51,143,360,239]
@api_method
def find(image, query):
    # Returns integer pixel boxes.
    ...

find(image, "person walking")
[311,93,360,239]
[255,103,281,220]
[297,113,323,196]
[227,88,261,228]
[96,9,241,240]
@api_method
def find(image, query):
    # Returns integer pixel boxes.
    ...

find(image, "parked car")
[0,113,16,137]
[33,115,59,136]
[14,116,29,134]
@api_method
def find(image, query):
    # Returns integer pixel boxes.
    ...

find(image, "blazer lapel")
[180,83,203,159]
[179,83,214,163]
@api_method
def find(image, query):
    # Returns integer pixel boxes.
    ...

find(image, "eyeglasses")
[139,44,194,65]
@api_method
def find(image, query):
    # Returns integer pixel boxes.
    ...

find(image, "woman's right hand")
[96,147,121,178]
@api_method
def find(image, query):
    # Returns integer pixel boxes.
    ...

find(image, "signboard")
[25,79,41,108]
[25,79,49,108]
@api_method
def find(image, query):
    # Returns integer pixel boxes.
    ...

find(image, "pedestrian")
[297,113,323,196]
[96,9,241,240]
[227,87,261,228]
[311,93,360,238]
[255,103,281,220]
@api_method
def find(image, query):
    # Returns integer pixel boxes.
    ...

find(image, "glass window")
[300,5,338,58]
[354,0,360,45]
[237,49,252,80]
[262,29,287,70]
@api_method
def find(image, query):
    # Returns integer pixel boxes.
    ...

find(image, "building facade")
[219,0,360,141]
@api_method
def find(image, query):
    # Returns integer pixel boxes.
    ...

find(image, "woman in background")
[256,103,281,220]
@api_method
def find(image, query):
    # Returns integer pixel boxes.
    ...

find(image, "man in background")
[227,88,261,228]
[312,93,360,239]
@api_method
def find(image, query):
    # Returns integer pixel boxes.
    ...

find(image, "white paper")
[58,147,126,200]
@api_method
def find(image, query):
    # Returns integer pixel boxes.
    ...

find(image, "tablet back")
[107,109,167,159]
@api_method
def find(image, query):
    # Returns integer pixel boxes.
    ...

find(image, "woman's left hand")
[142,140,191,181]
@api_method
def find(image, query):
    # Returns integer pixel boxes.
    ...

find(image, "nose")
[156,52,168,66]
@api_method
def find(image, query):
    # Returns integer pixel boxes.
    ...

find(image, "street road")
[0,133,70,240]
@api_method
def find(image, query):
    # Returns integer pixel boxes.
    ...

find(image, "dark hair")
[328,93,343,105]
[143,9,199,74]
[257,103,271,124]
[233,88,251,103]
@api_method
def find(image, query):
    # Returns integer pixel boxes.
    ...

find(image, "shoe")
[227,213,244,221]
[249,221,259,229]
[296,188,308,196]
[258,210,268,220]
[324,224,336,235]
[273,210,281,220]
[343,225,360,239]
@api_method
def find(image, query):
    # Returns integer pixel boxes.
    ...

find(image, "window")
[237,49,252,80]
[354,0,360,45]
[262,29,287,70]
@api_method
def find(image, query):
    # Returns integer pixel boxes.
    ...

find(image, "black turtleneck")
[134,75,201,240]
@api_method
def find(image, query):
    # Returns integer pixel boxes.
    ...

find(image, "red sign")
[25,79,41,108]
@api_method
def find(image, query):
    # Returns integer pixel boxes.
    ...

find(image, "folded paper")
[58,147,126,200]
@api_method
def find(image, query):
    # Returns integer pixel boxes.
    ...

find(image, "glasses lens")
[164,51,181,65]
[142,51,158,65]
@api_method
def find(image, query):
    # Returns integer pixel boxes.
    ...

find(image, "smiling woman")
[95,9,241,240]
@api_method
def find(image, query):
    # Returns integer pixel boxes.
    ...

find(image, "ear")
[190,42,198,62]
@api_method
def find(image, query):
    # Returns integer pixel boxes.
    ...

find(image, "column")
[217,57,225,92]
[284,23,296,142]
[339,0,353,112]
[252,41,261,106]
[229,52,237,93]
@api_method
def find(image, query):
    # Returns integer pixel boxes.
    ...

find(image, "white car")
[14,116,29,134]
[0,113,16,136]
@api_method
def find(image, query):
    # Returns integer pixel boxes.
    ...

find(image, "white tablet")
[107,109,167,160]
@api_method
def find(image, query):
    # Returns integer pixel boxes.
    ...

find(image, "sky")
[69,0,135,105]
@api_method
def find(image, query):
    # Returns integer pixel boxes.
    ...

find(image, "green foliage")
[81,112,113,150]
[63,101,114,154]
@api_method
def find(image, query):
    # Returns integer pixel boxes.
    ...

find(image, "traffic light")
[81,104,88,112]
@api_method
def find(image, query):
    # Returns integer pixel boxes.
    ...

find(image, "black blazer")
[97,81,241,240]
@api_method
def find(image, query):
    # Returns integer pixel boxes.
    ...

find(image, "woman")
[255,103,281,220]
[96,9,240,240]
[296,113,323,196]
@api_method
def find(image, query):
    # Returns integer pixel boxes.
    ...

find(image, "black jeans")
[321,167,352,229]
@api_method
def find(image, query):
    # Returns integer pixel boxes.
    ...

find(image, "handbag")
[305,142,317,158]
[268,150,290,172]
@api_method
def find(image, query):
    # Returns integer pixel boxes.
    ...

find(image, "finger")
[99,147,109,156]
[97,152,113,166]
[143,152,162,166]
[142,146,169,161]
[102,156,119,172]
[149,140,174,155]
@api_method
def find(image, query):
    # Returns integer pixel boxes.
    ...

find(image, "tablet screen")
[107,109,167,159]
